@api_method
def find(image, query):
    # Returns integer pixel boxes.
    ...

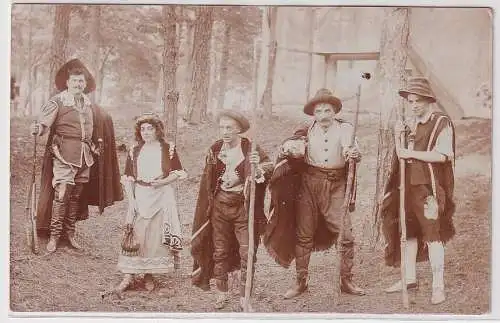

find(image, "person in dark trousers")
[31,58,122,253]
[190,109,273,311]
[264,88,366,300]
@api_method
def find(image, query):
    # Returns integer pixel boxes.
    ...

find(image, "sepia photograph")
[8,1,494,318]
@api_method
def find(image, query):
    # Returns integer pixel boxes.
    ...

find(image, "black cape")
[190,138,272,290]
[263,125,358,269]
[36,104,124,237]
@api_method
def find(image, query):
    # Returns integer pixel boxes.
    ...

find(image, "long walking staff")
[398,100,410,309]
[243,38,262,313]
[333,72,371,305]
[25,131,39,254]
[97,138,105,214]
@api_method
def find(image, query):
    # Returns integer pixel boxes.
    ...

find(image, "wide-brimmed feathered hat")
[303,88,342,116]
[217,109,250,133]
[55,58,96,94]
[398,77,436,103]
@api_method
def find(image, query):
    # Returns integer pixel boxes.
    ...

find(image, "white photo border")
[3,0,498,322]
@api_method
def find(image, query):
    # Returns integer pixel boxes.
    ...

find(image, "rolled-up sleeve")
[433,123,454,158]
[340,123,361,161]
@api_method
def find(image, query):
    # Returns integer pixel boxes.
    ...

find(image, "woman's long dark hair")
[134,117,166,144]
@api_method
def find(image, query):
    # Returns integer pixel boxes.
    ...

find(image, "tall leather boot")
[65,183,83,249]
[340,242,366,296]
[283,245,310,299]
[47,184,72,253]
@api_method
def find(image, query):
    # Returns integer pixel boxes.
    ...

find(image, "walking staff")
[243,38,263,312]
[25,132,39,254]
[190,110,273,311]
[333,72,371,304]
[30,58,123,253]
[263,83,368,303]
[381,77,457,306]
[396,93,410,308]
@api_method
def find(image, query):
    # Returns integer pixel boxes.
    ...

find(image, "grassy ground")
[9,110,491,314]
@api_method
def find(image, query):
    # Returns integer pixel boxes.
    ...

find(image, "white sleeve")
[433,124,454,158]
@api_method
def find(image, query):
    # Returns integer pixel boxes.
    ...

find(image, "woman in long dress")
[116,112,187,293]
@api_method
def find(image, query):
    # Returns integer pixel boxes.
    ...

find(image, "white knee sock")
[427,241,445,290]
[406,238,418,282]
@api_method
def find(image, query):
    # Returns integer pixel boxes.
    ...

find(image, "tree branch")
[99,45,115,72]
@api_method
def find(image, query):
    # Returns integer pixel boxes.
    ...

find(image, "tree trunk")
[175,7,182,63]
[162,5,179,141]
[26,4,33,117]
[186,6,213,124]
[182,21,195,117]
[370,7,410,243]
[156,63,164,108]
[207,21,219,119]
[260,6,278,119]
[89,5,101,103]
[305,7,315,100]
[252,39,262,120]
[48,4,72,96]
[216,22,231,113]
[98,46,113,105]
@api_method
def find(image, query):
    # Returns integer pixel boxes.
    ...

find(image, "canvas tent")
[267,7,492,120]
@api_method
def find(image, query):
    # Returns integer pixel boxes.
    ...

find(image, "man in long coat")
[31,58,123,253]
[381,77,456,305]
[263,88,366,300]
[190,110,273,311]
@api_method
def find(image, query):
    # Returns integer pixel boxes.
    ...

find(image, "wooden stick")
[30,181,39,254]
[333,84,360,305]
[334,73,370,305]
[25,131,39,254]
[98,138,104,214]
[398,121,409,309]
[243,37,261,313]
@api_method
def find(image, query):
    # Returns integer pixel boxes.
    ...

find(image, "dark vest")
[51,96,94,166]
[125,140,178,180]
[210,138,252,195]
[408,112,450,186]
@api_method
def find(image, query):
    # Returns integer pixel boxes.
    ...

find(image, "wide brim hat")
[303,88,342,116]
[398,77,436,103]
[55,58,96,94]
[217,109,250,133]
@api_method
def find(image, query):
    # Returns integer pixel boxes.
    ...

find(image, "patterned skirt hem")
[117,255,173,274]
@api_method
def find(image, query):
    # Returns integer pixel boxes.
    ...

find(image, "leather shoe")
[431,287,445,305]
[341,278,366,296]
[384,280,418,293]
[215,291,229,309]
[46,237,58,253]
[67,234,82,250]
[144,274,155,291]
[283,279,308,299]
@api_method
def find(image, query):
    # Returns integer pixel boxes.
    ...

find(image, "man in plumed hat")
[381,77,456,305]
[190,109,274,311]
[30,58,123,253]
[263,88,366,300]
